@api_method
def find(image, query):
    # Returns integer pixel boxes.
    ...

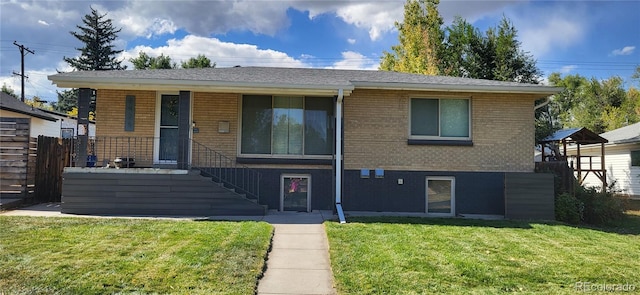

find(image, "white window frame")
[237,94,334,159]
[425,176,456,217]
[409,97,472,141]
[280,174,312,212]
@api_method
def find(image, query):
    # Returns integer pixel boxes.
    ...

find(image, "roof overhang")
[0,106,58,122]
[353,81,562,96]
[48,76,355,96]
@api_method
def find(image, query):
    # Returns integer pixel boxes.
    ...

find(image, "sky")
[0,0,638,103]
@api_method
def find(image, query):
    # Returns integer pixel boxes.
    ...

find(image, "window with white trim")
[241,95,334,156]
[410,98,470,140]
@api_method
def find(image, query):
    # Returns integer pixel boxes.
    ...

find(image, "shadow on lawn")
[340,213,640,235]
[342,216,537,229]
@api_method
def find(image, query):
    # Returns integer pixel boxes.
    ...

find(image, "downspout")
[335,89,346,224]
[534,96,551,110]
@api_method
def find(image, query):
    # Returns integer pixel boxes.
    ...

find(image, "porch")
[61,136,266,216]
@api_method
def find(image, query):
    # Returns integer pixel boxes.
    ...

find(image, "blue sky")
[0,0,638,103]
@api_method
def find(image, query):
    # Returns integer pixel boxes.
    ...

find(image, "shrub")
[555,193,583,224]
[575,186,626,225]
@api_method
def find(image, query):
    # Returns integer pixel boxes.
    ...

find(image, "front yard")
[326,213,640,294]
[0,216,272,295]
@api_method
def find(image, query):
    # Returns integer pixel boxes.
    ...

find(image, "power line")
[12,41,35,102]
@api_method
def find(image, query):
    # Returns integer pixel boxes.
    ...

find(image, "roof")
[48,66,562,96]
[599,122,640,144]
[540,127,608,144]
[0,92,57,121]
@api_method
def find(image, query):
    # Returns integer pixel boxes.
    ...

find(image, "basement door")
[426,176,455,216]
[280,174,311,212]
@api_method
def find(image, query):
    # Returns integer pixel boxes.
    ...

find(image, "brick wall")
[343,89,539,172]
[95,88,541,172]
[191,92,239,157]
[96,89,156,138]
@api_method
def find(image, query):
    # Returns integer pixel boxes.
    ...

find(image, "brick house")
[48,67,561,219]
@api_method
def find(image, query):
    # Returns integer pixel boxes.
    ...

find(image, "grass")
[326,213,640,294]
[0,216,273,295]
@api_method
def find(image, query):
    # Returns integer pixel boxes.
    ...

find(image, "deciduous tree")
[181,54,215,69]
[380,0,444,75]
[129,52,176,70]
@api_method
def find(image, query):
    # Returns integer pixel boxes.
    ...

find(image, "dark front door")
[159,94,179,162]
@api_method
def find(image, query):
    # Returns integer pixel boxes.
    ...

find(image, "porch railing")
[66,136,261,201]
[190,140,260,201]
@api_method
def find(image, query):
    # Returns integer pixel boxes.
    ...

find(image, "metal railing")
[190,139,260,201]
[67,136,261,201]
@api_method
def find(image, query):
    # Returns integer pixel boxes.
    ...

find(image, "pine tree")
[53,89,79,113]
[63,7,126,71]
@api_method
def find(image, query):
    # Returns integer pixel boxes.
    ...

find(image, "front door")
[158,94,179,162]
[281,175,311,212]
[426,177,455,216]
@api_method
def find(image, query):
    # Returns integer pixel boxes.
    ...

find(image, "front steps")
[61,169,266,216]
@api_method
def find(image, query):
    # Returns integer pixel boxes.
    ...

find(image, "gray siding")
[62,171,266,216]
[505,172,555,220]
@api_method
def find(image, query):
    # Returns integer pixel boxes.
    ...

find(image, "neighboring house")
[0,92,95,138]
[0,92,58,137]
[48,67,562,218]
[38,109,96,138]
[567,122,640,199]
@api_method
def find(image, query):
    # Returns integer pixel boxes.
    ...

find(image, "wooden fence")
[0,118,36,204]
[1,117,72,207]
[34,136,73,202]
[535,161,575,196]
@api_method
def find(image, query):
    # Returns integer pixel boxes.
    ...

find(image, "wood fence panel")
[505,172,555,220]
[34,136,72,202]
[0,118,34,202]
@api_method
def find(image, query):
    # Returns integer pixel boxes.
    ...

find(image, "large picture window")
[411,98,470,140]
[241,95,334,156]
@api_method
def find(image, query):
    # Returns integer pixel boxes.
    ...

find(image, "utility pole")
[12,41,35,102]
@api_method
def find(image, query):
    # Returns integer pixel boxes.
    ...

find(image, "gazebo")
[538,127,609,189]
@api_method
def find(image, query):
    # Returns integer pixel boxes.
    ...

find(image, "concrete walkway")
[1,204,338,295]
[257,211,337,295]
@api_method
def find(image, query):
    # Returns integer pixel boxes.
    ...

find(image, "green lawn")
[0,216,273,295]
[326,213,640,294]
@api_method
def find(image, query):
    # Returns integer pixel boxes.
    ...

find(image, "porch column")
[76,88,92,168]
[177,90,191,170]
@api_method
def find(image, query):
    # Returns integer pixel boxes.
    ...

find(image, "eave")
[353,82,563,96]
[49,76,355,96]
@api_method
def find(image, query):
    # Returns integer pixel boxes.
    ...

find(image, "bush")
[555,193,583,224]
[575,186,626,225]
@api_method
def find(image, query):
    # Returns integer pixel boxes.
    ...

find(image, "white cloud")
[514,5,588,58]
[111,0,291,38]
[297,0,518,41]
[347,38,356,45]
[559,65,578,74]
[120,35,308,69]
[326,51,378,70]
[0,66,64,102]
[38,20,50,26]
[611,46,635,56]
